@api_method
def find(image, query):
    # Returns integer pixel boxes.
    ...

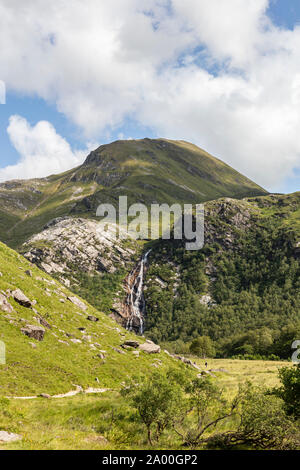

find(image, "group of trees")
[122,365,300,449]
[144,222,300,359]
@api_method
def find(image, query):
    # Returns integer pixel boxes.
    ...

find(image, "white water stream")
[126,250,151,334]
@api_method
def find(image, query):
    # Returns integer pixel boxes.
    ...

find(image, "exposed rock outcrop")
[67,296,87,311]
[139,340,160,354]
[0,293,13,313]
[12,289,32,308]
[22,217,137,278]
[21,325,45,341]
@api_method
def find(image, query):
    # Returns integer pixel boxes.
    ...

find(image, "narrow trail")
[7,386,110,400]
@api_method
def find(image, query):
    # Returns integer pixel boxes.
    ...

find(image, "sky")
[1,0,300,193]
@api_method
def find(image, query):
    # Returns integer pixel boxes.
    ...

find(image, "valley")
[0,138,299,450]
[0,358,290,450]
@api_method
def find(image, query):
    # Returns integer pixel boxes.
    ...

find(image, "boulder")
[0,293,13,313]
[122,340,139,348]
[21,325,45,341]
[139,341,161,354]
[12,289,32,308]
[87,315,99,322]
[0,431,22,443]
[67,296,87,311]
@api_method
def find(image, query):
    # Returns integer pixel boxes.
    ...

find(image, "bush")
[189,336,215,358]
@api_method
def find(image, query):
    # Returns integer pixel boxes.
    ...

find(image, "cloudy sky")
[0,0,300,192]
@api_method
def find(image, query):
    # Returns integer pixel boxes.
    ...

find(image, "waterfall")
[126,250,151,334]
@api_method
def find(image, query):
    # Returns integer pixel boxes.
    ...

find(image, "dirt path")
[8,386,110,400]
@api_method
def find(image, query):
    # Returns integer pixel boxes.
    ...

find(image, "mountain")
[4,138,295,361]
[19,191,300,359]
[0,138,267,249]
[0,240,187,397]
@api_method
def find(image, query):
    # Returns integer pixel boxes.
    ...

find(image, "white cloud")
[0,116,93,182]
[0,1,300,189]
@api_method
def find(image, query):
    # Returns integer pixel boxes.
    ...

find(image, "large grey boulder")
[139,340,161,354]
[21,325,45,341]
[0,293,13,313]
[12,289,32,308]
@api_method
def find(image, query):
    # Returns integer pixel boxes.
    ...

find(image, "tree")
[206,384,299,450]
[121,368,187,445]
[274,364,300,419]
[189,336,215,358]
[175,376,240,446]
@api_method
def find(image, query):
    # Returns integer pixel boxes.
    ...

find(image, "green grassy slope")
[0,241,184,396]
[0,138,267,249]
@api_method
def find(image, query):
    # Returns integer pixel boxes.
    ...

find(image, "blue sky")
[1,0,300,193]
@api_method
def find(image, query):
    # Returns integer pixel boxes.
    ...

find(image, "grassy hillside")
[0,241,186,397]
[0,139,267,249]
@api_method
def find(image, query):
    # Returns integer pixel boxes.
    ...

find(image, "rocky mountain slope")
[143,192,300,357]
[0,138,267,249]
[0,241,188,397]
[19,190,300,358]
[3,138,298,360]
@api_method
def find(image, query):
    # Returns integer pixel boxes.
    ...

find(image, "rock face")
[21,325,45,341]
[139,340,160,354]
[22,217,136,278]
[12,289,32,308]
[204,198,253,249]
[0,293,13,313]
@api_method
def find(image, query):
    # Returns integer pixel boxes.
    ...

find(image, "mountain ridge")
[0,138,267,249]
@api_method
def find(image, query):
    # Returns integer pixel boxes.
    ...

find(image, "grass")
[192,358,290,397]
[0,241,187,397]
[0,358,290,450]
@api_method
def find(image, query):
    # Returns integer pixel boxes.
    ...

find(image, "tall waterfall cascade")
[126,250,151,334]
